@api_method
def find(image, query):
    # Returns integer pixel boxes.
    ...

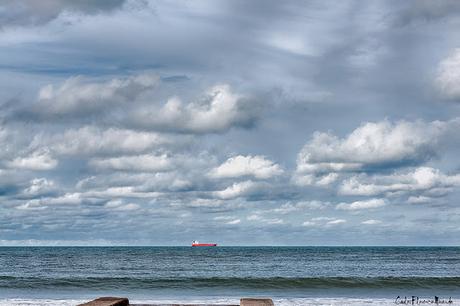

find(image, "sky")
[1,0,460,246]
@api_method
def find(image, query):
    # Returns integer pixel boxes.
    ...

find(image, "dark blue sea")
[0,247,459,305]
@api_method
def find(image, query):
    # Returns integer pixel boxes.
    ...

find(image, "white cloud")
[272,200,329,214]
[226,219,241,225]
[311,217,335,221]
[76,171,192,193]
[46,193,83,205]
[302,217,347,227]
[17,193,83,210]
[293,173,339,187]
[213,216,234,221]
[83,187,161,199]
[266,32,317,56]
[34,73,158,116]
[437,49,460,100]
[47,126,174,156]
[88,154,173,172]
[326,219,346,225]
[213,180,261,200]
[362,219,382,225]
[295,119,453,185]
[185,199,224,208]
[16,202,48,211]
[336,198,387,210]
[22,178,56,197]
[246,214,284,225]
[340,167,460,197]
[210,155,283,179]
[7,149,58,170]
[406,195,432,204]
[247,214,262,221]
[105,200,140,211]
[302,221,316,227]
[265,218,284,225]
[130,84,258,134]
[0,126,12,159]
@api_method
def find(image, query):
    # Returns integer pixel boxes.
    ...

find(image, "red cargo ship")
[192,240,217,247]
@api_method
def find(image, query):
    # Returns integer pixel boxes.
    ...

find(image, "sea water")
[0,246,459,305]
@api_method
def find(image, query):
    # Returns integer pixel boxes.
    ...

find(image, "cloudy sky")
[1,0,460,246]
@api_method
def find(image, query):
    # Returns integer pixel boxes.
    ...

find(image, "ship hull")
[192,243,217,247]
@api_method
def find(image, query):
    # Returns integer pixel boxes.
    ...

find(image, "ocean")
[0,246,459,305]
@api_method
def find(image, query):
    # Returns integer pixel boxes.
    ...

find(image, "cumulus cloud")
[21,178,56,198]
[295,119,456,185]
[184,198,225,209]
[6,149,58,170]
[104,199,140,212]
[209,155,283,179]
[437,49,460,100]
[213,180,262,200]
[129,84,259,134]
[46,126,176,156]
[293,172,339,187]
[340,167,460,197]
[88,154,173,172]
[76,171,193,193]
[83,187,161,199]
[272,200,329,214]
[31,73,158,118]
[336,198,387,211]
[17,192,83,210]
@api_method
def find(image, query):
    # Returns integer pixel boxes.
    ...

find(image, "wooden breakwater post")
[78,297,129,306]
[240,298,274,306]
[79,297,274,306]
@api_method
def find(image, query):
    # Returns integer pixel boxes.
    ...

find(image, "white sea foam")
[133,298,458,306]
[0,299,84,306]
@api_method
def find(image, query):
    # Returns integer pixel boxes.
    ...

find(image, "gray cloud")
[15,74,259,135]
[0,0,126,27]
[394,0,460,26]
[27,73,158,118]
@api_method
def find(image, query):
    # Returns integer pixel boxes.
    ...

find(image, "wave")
[1,276,459,290]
